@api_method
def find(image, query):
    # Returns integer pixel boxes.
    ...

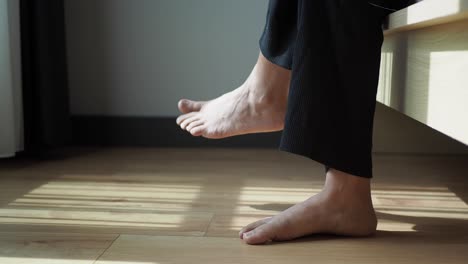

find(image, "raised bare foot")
[239,169,377,244]
[176,53,291,138]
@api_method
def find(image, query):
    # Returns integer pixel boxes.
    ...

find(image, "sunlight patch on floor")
[93,261,156,264]
[0,208,185,228]
[373,187,468,216]
[0,258,157,264]
[6,178,204,212]
[377,210,468,219]
[26,181,203,200]
[0,257,95,264]
[238,186,321,204]
[377,221,416,232]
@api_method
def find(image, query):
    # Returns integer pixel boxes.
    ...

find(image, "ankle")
[243,54,290,104]
[240,79,286,112]
[323,169,372,201]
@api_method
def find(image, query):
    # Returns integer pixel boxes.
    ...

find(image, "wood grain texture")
[95,234,468,264]
[0,232,117,264]
[0,148,467,263]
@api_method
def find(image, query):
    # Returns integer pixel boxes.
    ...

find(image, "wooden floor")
[0,148,467,264]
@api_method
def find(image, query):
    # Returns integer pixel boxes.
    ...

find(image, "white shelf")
[385,0,468,35]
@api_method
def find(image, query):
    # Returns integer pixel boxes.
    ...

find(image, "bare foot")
[239,169,377,245]
[176,53,291,138]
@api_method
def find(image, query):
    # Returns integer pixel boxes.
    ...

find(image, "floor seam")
[203,213,216,237]
[93,233,121,264]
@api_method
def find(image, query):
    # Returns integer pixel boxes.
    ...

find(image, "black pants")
[260,0,413,178]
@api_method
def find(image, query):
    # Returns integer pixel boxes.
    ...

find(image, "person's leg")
[239,0,412,244]
[277,0,387,179]
[278,0,414,178]
[176,0,413,244]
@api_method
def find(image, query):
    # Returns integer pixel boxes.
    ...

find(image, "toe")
[242,223,275,245]
[180,116,200,130]
[178,99,204,114]
[176,113,196,126]
[239,217,272,239]
[189,126,205,137]
[186,120,204,132]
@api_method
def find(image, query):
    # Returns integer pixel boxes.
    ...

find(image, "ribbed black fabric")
[260,1,413,178]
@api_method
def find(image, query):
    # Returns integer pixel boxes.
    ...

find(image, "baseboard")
[72,112,468,154]
[71,116,282,148]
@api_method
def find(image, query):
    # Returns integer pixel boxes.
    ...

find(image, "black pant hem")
[259,41,293,70]
[278,145,373,179]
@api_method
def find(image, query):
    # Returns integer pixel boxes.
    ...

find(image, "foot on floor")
[239,169,377,244]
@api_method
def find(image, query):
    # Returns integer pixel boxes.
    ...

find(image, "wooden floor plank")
[95,234,468,264]
[0,148,467,263]
[0,232,117,264]
[0,208,212,236]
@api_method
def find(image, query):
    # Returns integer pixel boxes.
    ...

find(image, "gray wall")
[65,0,267,117]
[65,0,468,154]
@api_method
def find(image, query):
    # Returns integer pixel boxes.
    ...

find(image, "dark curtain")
[20,0,71,156]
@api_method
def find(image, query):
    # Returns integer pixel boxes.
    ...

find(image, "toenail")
[243,231,253,238]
